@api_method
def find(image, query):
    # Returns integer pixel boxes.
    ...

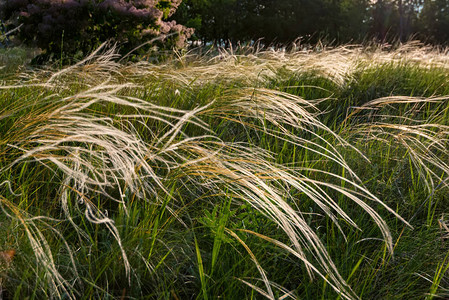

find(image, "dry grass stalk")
[4,44,445,299]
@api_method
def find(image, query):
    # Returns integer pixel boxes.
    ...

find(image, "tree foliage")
[420,0,449,43]
[0,0,193,59]
[174,0,374,45]
[173,0,449,46]
[2,0,449,58]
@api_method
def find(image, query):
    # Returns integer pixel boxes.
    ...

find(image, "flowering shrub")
[0,0,192,59]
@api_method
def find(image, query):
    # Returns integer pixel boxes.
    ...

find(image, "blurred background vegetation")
[1,0,449,61]
[172,0,449,46]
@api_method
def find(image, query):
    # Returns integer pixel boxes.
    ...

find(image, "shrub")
[0,0,193,60]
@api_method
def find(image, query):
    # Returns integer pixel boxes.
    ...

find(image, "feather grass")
[1,42,449,299]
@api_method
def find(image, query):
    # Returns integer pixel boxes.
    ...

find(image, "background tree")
[174,0,373,46]
[173,0,370,45]
[420,0,449,44]
[175,0,449,46]
[174,0,239,45]
[370,0,396,42]
[4,0,449,57]
[397,0,422,41]
[340,0,371,41]
[0,0,193,60]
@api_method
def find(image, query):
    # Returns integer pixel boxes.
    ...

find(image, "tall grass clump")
[0,42,449,299]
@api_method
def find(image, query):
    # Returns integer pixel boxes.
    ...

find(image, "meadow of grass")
[0,42,449,299]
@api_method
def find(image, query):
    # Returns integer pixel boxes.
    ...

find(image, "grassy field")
[0,42,449,299]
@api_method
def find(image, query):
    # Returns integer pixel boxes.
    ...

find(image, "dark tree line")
[1,0,449,60]
[173,0,449,45]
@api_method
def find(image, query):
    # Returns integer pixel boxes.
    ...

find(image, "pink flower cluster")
[98,0,162,20]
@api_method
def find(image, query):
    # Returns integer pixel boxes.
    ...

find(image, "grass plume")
[0,42,448,299]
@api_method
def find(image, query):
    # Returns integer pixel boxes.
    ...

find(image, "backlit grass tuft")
[0,43,448,299]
